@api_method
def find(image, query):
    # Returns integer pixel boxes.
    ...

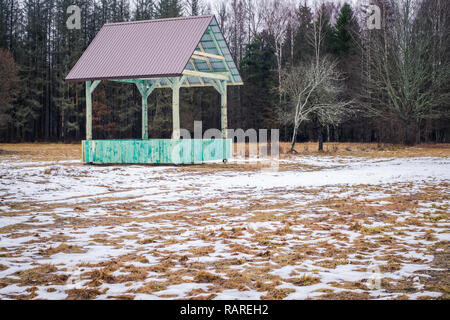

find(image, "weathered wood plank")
[182,70,229,81]
[220,80,228,140]
[171,78,181,140]
[192,50,225,61]
[85,81,92,141]
[82,139,231,164]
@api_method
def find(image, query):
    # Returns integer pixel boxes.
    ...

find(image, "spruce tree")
[294,1,314,63]
[240,36,277,129]
[189,0,199,16]
[330,3,357,55]
[0,48,19,133]
[16,0,53,140]
[134,0,155,20]
[316,3,334,56]
[53,0,86,141]
[0,0,21,51]
[157,0,182,18]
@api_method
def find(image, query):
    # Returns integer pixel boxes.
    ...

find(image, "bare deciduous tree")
[215,0,228,32]
[261,0,290,102]
[245,0,263,41]
[281,4,353,152]
[281,57,352,152]
[362,0,450,144]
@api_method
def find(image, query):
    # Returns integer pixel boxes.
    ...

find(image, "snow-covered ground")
[0,156,449,299]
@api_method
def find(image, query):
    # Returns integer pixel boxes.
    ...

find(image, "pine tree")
[330,3,357,55]
[110,0,130,22]
[293,1,314,63]
[0,0,21,52]
[0,48,19,133]
[15,0,53,140]
[134,0,155,20]
[240,36,277,129]
[188,0,198,16]
[157,0,182,18]
[316,2,334,56]
[330,3,361,104]
[53,0,86,141]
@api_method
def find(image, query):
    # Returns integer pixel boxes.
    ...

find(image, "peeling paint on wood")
[82,139,232,164]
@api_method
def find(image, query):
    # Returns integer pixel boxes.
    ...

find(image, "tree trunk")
[318,127,323,151]
[404,120,415,146]
[415,120,421,145]
[289,125,298,153]
[61,110,65,143]
[404,120,409,145]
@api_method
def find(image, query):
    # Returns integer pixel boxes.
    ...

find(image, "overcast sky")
[203,0,365,22]
[205,0,362,10]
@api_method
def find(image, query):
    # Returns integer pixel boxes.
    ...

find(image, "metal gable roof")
[65,15,242,86]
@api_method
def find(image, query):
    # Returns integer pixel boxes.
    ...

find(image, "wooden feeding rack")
[66,15,243,164]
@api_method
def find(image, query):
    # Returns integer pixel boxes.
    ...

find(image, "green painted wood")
[141,94,148,140]
[135,79,161,140]
[220,80,227,139]
[170,78,181,139]
[85,80,101,141]
[85,81,92,140]
[90,80,101,94]
[82,139,231,164]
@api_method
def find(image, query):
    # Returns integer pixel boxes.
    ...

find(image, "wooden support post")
[135,80,160,140]
[171,78,181,139]
[141,93,148,140]
[85,80,100,141]
[86,81,92,140]
[220,80,228,139]
[91,80,101,93]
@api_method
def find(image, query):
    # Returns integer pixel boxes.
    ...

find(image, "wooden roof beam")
[189,58,205,85]
[198,43,214,72]
[193,50,225,61]
[182,70,229,81]
[207,27,235,84]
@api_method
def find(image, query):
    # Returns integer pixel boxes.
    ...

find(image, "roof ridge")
[104,15,214,27]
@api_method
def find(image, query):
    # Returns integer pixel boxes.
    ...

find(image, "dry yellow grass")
[272,142,449,158]
[0,142,448,163]
[0,143,81,162]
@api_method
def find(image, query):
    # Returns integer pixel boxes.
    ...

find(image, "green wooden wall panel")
[82,139,231,164]
[193,140,203,163]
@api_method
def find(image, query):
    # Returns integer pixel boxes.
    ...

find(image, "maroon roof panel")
[65,15,214,82]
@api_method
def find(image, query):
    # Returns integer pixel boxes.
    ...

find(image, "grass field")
[0,142,449,300]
